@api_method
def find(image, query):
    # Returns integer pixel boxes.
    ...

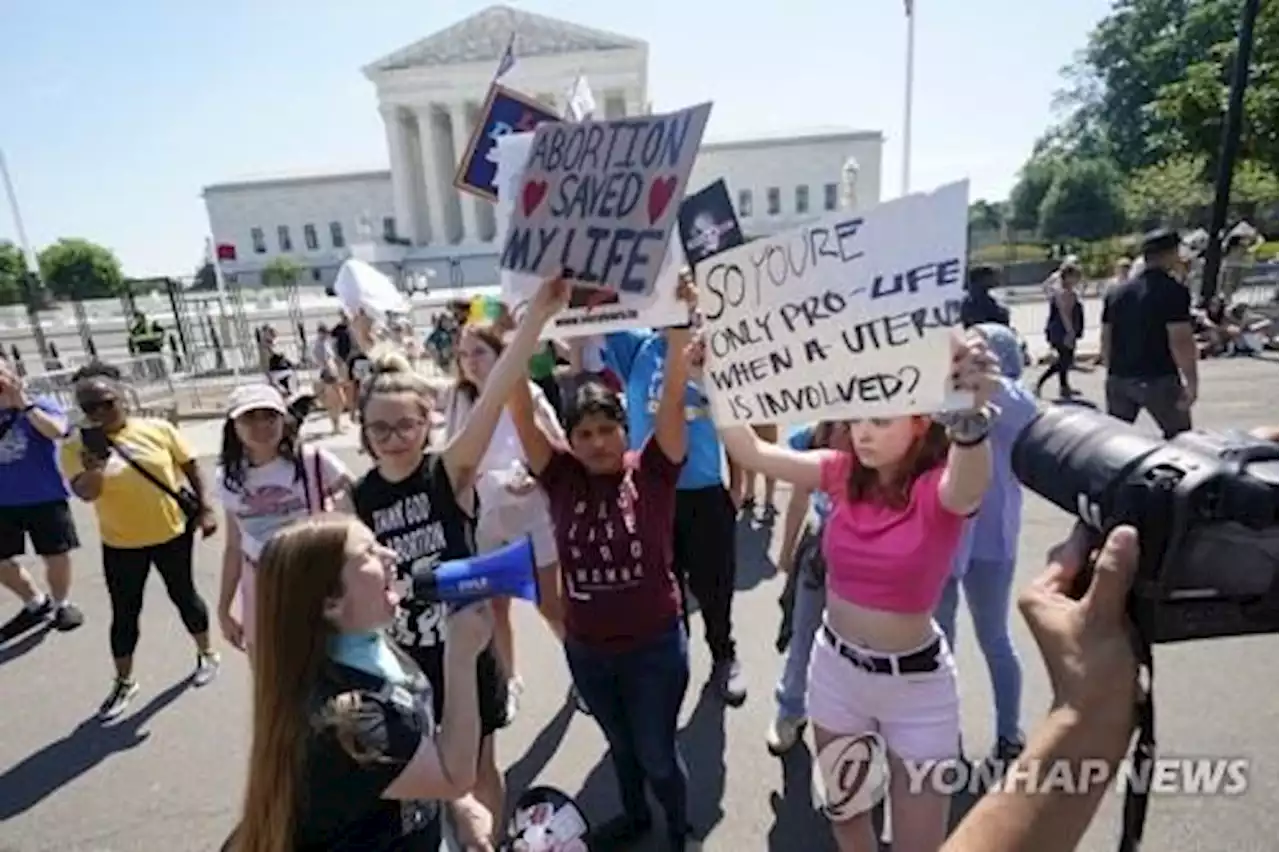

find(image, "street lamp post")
[1200,0,1262,303]
[901,0,916,196]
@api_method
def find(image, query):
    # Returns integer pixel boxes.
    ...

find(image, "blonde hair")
[357,344,436,456]
[236,516,353,852]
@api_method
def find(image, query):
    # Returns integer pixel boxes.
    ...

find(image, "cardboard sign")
[696,181,971,426]
[494,131,689,340]
[498,103,712,295]
[454,84,562,202]
[677,179,745,267]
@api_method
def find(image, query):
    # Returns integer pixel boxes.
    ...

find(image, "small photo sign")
[677,179,745,267]
[498,102,713,296]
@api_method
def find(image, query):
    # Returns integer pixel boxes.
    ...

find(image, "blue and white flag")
[565,74,596,122]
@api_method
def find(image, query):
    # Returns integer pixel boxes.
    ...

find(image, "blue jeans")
[934,558,1023,742]
[774,571,826,721]
[565,624,690,838]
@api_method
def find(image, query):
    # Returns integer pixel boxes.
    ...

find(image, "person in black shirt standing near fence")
[959,264,1011,329]
[1100,228,1198,438]
[351,275,569,849]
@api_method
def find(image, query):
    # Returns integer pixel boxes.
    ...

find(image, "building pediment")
[364,4,644,75]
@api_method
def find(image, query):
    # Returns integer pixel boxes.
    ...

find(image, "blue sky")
[0,0,1112,277]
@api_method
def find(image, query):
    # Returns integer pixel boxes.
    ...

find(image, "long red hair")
[844,416,949,510]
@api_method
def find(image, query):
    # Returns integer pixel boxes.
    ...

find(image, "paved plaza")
[0,356,1276,852]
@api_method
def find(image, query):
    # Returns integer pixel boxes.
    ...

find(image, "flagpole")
[901,0,916,196]
[0,146,52,362]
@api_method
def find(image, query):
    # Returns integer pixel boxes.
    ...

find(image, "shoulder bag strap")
[108,434,186,504]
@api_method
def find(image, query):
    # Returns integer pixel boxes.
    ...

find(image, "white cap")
[226,384,288,419]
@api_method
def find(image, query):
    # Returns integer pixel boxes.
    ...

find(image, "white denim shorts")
[806,621,960,762]
[475,497,559,569]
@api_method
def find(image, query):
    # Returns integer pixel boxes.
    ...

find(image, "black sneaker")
[589,812,653,850]
[52,602,85,632]
[0,598,54,642]
[713,658,747,707]
[99,677,140,721]
[993,734,1025,762]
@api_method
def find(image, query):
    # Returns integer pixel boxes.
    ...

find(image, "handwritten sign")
[677,179,745,267]
[696,181,970,426]
[454,84,562,202]
[494,131,689,340]
[498,103,712,295]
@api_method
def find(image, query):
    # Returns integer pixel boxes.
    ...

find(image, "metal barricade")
[24,353,179,422]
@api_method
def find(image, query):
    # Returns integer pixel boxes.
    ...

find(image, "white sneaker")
[193,652,220,687]
[766,716,806,756]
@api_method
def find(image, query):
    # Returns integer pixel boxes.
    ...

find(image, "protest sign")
[498,103,712,296]
[696,181,970,427]
[677,179,745,267]
[333,258,408,327]
[454,84,562,202]
[494,131,689,340]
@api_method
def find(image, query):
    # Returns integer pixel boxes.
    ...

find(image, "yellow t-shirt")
[61,418,195,549]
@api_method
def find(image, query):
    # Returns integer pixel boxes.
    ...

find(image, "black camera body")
[1013,404,1278,643]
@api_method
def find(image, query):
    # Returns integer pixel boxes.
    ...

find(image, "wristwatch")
[934,406,994,446]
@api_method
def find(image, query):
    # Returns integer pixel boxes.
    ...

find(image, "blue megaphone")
[412,535,540,606]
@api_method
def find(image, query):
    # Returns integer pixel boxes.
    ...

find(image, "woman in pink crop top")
[720,331,1000,852]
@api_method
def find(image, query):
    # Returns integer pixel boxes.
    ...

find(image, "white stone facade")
[202,5,883,289]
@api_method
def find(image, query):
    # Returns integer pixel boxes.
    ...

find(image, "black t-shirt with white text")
[353,455,475,655]
[295,661,441,852]
[1102,267,1191,379]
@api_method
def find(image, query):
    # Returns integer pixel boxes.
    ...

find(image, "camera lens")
[1012,404,1165,526]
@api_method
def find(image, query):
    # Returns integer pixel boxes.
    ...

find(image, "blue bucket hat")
[975,323,1024,380]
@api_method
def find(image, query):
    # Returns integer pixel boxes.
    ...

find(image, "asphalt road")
[0,356,1276,852]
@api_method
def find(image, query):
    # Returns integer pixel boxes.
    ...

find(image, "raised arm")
[938,332,999,515]
[507,379,555,477]
[442,277,569,491]
[719,426,825,492]
[653,278,699,463]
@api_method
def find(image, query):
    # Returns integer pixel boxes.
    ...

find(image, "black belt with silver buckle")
[821,624,941,675]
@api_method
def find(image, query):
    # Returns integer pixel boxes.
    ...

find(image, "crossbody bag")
[107,436,202,529]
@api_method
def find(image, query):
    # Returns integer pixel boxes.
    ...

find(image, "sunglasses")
[80,398,118,414]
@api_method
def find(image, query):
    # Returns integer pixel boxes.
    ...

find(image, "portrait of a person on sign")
[677,179,744,266]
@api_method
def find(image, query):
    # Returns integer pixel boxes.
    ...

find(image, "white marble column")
[379,104,420,244]
[624,89,645,117]
[448,101,480,244]
[414,104,450,246]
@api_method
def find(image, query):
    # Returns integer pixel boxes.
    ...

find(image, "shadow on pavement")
[0,623,54,666]
[0,677,192,820]
[734,513,778,593]
[766,738,836,851]
[574,681,727,849]
[503,698,575,819]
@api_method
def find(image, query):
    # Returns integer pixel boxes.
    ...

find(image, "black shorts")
[0,500,79,561]
[403,643,509,740]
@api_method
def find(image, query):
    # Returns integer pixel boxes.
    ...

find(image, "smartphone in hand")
[81,425,111,460]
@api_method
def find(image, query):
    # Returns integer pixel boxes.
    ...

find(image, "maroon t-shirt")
[537,437,683,651]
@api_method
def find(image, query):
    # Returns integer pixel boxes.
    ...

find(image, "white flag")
[565,74,596,122]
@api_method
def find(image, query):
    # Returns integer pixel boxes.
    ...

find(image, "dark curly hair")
[70,361,124,384]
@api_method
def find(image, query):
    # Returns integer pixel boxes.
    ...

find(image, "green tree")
[37,238,124,300]
[1008,157,1061,231]
[1039,159,1128,241]
[1052,0,1278,173]
[1230,159,1280,208]
[0,240,27,306]
[968,200,1005,231]
[261,256,303,289]
[1122,154,1214,228]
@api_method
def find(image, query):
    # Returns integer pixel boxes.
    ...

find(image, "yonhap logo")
[813,732,890,822]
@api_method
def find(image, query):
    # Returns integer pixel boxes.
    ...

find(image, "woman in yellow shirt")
[60,362,220,721]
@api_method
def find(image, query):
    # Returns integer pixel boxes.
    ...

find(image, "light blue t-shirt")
[786,425,832,521]
[328,630,409,685]
[952,378,1039,573]
[603,329,723,491]
[0,397,70,507]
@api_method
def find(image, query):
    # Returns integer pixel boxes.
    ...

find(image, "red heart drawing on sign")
[521,180,549,216]
[647,176,678,224]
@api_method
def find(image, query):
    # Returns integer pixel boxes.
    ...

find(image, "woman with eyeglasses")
[350,276,569,849]
[59,361,220,720]
[216,383,352,658]
[231,516,494,852]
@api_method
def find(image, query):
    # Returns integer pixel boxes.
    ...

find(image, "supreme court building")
[203,5,884,289]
